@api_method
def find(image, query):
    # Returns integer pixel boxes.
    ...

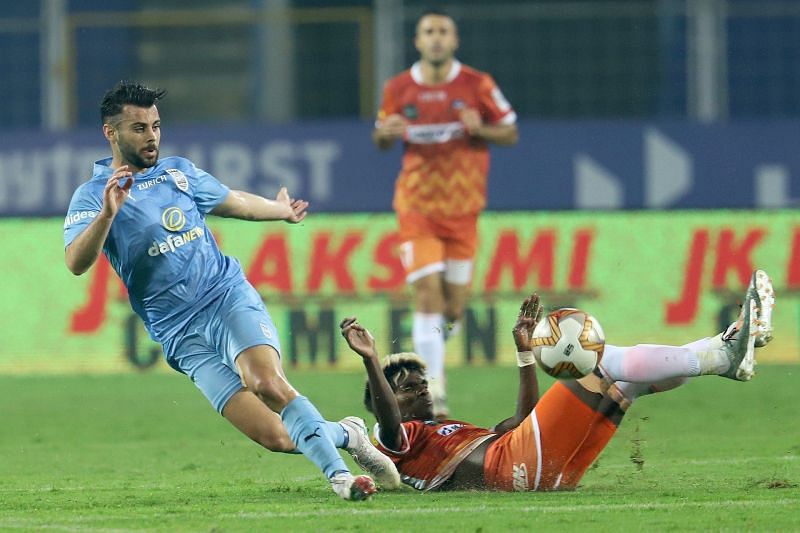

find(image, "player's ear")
[102,123,115,142]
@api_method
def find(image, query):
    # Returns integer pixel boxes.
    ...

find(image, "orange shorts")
[483,381,619,491]
[397,211,479,284]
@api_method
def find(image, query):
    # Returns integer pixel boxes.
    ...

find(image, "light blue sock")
[281,396,349,479]
[325,421,348,448]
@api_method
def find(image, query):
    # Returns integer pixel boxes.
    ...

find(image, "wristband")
[516,350,536,367]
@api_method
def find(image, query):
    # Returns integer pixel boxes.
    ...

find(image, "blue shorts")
[162,282,281,414]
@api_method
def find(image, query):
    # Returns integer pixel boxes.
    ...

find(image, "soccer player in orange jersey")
[373,9,519,419]
[340,270,774,492]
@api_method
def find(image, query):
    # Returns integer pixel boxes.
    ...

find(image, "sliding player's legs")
[484,273,768,491]
[557,272,771,488]
[483,378,622,491]
[601,277,760,384]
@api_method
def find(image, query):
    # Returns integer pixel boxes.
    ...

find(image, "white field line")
[226,499,800,520]
[0,499,797,530]
[0,455,794,494]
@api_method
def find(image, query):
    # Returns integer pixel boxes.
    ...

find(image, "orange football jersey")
[372,419,496,491]
[377,61,517,217]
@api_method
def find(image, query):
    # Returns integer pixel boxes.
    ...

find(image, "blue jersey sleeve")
[189,162,230,214]
[63,185,103,249]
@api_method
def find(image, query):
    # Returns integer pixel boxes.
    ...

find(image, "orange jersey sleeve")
[372,419,496,491]
[377,62,516,218]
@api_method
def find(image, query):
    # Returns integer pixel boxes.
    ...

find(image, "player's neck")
[111,154,145,175]
[420,58,454,85]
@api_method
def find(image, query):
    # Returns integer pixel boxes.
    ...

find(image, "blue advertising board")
[0,120,798,216]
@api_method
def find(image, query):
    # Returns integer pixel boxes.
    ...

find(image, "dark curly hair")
[100,80,166,124]
[363,353,427,414]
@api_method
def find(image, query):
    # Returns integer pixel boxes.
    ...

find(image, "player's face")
[109,105,161,171]
[395,370,434,421]
[415,15,458,67]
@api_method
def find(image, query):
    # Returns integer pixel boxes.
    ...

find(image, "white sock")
[601,342,732,382]
[413,312,446,395]
[601,344,702,382]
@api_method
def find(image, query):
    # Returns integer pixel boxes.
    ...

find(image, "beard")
[119,140,159,170]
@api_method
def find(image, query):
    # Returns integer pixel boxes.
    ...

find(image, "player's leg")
[441,213,479,335]
[219,284,376,500]
[398,211,450,418]
[483,378,622,491]
[600,276,761,383]
[222,388,295,452]
[546,272,771,489]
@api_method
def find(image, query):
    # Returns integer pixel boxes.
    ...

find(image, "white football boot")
[721,270,774,347]
[720,282,758,381]
[329,471,377,501]
[752,269,774,347]
[340,416,401,489]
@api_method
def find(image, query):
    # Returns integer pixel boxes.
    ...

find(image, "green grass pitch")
[0,365,798,531]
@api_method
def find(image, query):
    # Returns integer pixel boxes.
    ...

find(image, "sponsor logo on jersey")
[403,104,419,120]
[260,322,272,339]
[166,168,189,192]
[512,463,529,491]
[137,175,167,191]
[64,210,98,228]
[161,207,186,232]
[148,206,202,256]
[436,423,464,436]
[147,227,204,256]
[418,90,447,103]
[451,98,466,110]
[405,122,466,144]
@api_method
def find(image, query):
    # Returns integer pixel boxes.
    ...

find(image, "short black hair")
[100,81,166,124]
[416,8,455,26]
[363,353,427,415]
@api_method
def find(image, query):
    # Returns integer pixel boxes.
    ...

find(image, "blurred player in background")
[63,81,400,501]
[373,9,519,419]
[341,270,774,492]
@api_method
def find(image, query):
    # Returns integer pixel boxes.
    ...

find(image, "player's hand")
[375,114,407,141]
[459,108,483,136]
[101,165,134,219]
[340,317,378,359]
[512,293,544,351]
[276,187,309,224]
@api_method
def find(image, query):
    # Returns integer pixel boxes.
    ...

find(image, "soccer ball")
[531,308,605,379]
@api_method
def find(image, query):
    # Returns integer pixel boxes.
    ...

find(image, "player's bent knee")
[248,374,295,408]
[444,305,465,323]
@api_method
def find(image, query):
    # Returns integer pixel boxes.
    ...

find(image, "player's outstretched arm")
[340,317,404,450]
[491,293,542,435]
[210,187,308,223]
[65,166,133,275]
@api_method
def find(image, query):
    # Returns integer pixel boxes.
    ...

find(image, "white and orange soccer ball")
[531,308,605,379]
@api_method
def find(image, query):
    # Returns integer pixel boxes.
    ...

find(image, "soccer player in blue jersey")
[63,81,399,500]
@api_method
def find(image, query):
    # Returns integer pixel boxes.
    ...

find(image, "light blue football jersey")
[64,156,245,342]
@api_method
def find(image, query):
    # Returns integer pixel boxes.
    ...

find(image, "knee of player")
[444,306,465,323]
[248,374,294,406]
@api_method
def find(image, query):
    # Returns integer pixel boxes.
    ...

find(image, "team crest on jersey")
[166,169,189,192]
[451,98,466,110]
[403,104,418,120]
